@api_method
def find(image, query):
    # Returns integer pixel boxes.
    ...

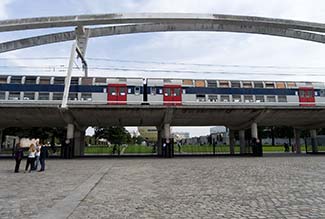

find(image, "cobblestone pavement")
[1,155,325,218]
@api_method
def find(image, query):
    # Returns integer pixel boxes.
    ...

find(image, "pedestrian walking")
[13,143,24,173]
[25,144,36,173]
[39,143,49,172]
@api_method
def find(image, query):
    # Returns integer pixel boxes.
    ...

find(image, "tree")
[135,135,145,145]
[94,126,131,145]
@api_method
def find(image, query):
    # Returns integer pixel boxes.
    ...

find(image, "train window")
[25,76,37,84]
[128,88,131,94]
[207,80,217,88]
[219,81,229,88]
[286,82,296,88]
[278,96,287,102]
[71,77,79,85]
[244,95,253,103]
[265,82,275,88]
[255,96,265,102]
[164,88,171,96]
[95,78,106,84]
[306,90,314,98]
[134,87,140,95]
[151,87,157,95]
[254,82,264,88]
[39,77,50,84]
[195,80,205,87]
[118,78,127,82]
[164,79,172,83]
[196,94,206,102]
[320,90,325,97]
[183,80,193,86]
[232,95,242,102]
[81,93,92,101]
[23,92,35,100]
[68,93,78,101]
[10,76,22,84]
[220,95,230,102]
[243,82,252,88]
[276,82,286,88]
[109,87,117,96]
[231,81,241,88]
[39,92,49,100]
[53,93,63,100]
[8,92,20,100]
[266,96,276,102]
[54,77,65,85]
[299,90,305,97]
[208,95,218,102]
[174,88,181,96]
[82,78,93,85]
[0,76,7,84]
[120,87,126,96]
[0,92,5,100]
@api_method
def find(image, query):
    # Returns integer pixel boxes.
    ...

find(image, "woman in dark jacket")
[13,143,24,173]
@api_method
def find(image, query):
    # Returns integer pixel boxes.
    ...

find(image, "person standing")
[25,144,36,173]
[13,143,24,173]
[39,143,48,172]
[34,142,41,170]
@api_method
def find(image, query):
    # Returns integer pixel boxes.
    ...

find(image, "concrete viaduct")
[1,13,325,156]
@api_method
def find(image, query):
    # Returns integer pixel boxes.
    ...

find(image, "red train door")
[163,85,182,106]
[298,87,315,106]
[107,84,127,105]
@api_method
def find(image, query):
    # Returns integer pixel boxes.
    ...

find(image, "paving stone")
[0,156,325,218]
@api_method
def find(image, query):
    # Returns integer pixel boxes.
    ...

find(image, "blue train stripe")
[185,87,298,95]
[0,84,317,96]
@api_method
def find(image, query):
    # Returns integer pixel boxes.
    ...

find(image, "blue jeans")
[40,158,45,171]
[34,156,40,170]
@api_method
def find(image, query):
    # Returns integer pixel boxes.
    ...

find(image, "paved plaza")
[1,155,325,218]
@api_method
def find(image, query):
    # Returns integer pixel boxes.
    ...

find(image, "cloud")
[0,0,13,19]
[2,0,325,82]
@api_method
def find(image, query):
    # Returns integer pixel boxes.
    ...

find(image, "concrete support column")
[164,123,171,139]
[239,130,245,154]
[156,127,163,156]
[310,129,318,153]
[294,128,301,154]
[251,122,258,139]
[66,123,74,140]
[74,129,86,157]
[63,123,75,159]
[0,129,3,151]
[229,129,235,155]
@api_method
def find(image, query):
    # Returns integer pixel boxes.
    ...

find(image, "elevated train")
[0,75,323,107]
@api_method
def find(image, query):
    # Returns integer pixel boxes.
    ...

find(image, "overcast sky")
[0,0,325,137]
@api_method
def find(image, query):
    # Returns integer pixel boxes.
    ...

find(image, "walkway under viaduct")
[0,104,323,156]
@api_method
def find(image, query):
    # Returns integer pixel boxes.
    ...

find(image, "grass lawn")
[82,144,325,155]
[84,146,113,154]
[178,144,309,153]
[84,145,154,154]
[124,145,154,153]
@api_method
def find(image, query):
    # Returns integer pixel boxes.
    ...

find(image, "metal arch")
[1,22,325,53]
[1,13,325,33]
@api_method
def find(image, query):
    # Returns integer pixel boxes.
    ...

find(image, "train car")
[0,75,324,107]
[147,78,182,105]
